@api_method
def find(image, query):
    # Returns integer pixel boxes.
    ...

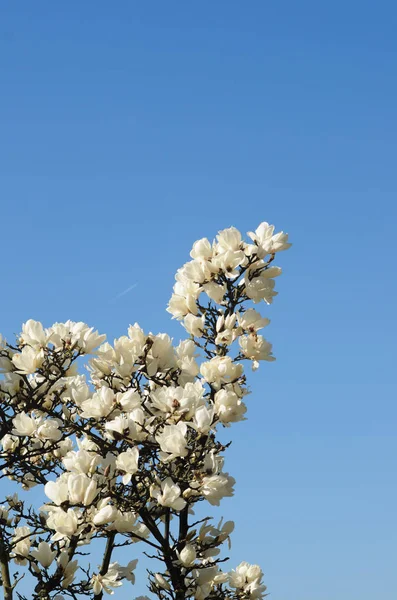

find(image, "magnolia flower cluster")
[0,221,290,600]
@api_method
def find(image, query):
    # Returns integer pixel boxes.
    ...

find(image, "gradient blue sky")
[0,3,396,599]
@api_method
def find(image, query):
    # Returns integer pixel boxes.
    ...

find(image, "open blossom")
[248,221,291,254]
[200,356,243,387]
[236,309,270,333]
[20,319,47,347]
[112,511,149,536]
[216,226,243,252]
[156,422,188,460]
[229,562,267,599]
[91,562,122,595]
[203,281,227,303]
[244,272,279,304]
[63,447,101,474]
[115,447,139,484]
[150,477,186,511]
[78,326,106,354]
[105,408,146,441]
[146,333,177,376]
[214,388,247,424]
[190,237,213,260]
[192,564,228,600]
[47,321,105,353]
[117,389,142,411]
[200,473,236,505]
[12,526,31,560]
[239,334,275,366]
[12,412,37,437]
[80,386,115,419]
[45,478,69,505]
[177,543,197,566]
[1,433,19,452]
[67,473,98,505]
[12,345,44,374]
[44,473,97,507]
[184,313,205,337]
[92,504,118,526]
[47,508,79,537]
[58,555,79,588]
[36,418,62,441]
[118,559,138,584]
[149,380,204,419]
[31,541,57,568]
[193,404,214,434]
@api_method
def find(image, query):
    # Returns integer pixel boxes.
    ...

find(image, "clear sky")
[0,2,396,599]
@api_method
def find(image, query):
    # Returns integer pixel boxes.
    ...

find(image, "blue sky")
[0,2,396,599]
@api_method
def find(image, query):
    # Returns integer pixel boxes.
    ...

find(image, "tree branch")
[94,532,117,600]
[0,528,13,600]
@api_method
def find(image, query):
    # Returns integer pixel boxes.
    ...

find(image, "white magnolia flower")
[190,237,213,260]
[229,561,267,599]
[248,221,291,254]
[244,274,277,304]
[12,345,44,374]
[45,479,69,505]
[36,418,62,441]
[60,557,79,588]
[149,383,204,419]
[200,356,243,388]
[176,340,199,383]
[202,450,224,475]
[193,564,228,600]
[184,314,205,337]
[47,508,79,537]
[193,405,214,434]
[63,448,101,474]
[156,422,188,461]
[146,334,177,376]
[150,477,186,511]
[177,543,197,567]
[202,281,227,304]
[78,326,106,354]
[214,389,247,424]
[112,511,148,536]
[20,319,47,347]
[212,249,246,278]
[92,504,118,526]
[91,562,122,595]
[12,412,37,437]
[81,387,115,419]
[118,559,138,584]
[154,573,171,591]
[200,473,235,506]
[117,389,142,411]
[115,447,139,484]
[178,260,212,285]
[239,334,275,368]
[31,541,57,568]
[216,227,242,252]
[105,408,145,442]
[12,526,31,560]
[167,294,191,319]
[1,434,19,452]
[47,321,105,354]
[236,309,270,333]
[67,473,98,505]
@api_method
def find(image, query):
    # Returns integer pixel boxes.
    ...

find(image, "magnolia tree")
[0,222,290,600]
